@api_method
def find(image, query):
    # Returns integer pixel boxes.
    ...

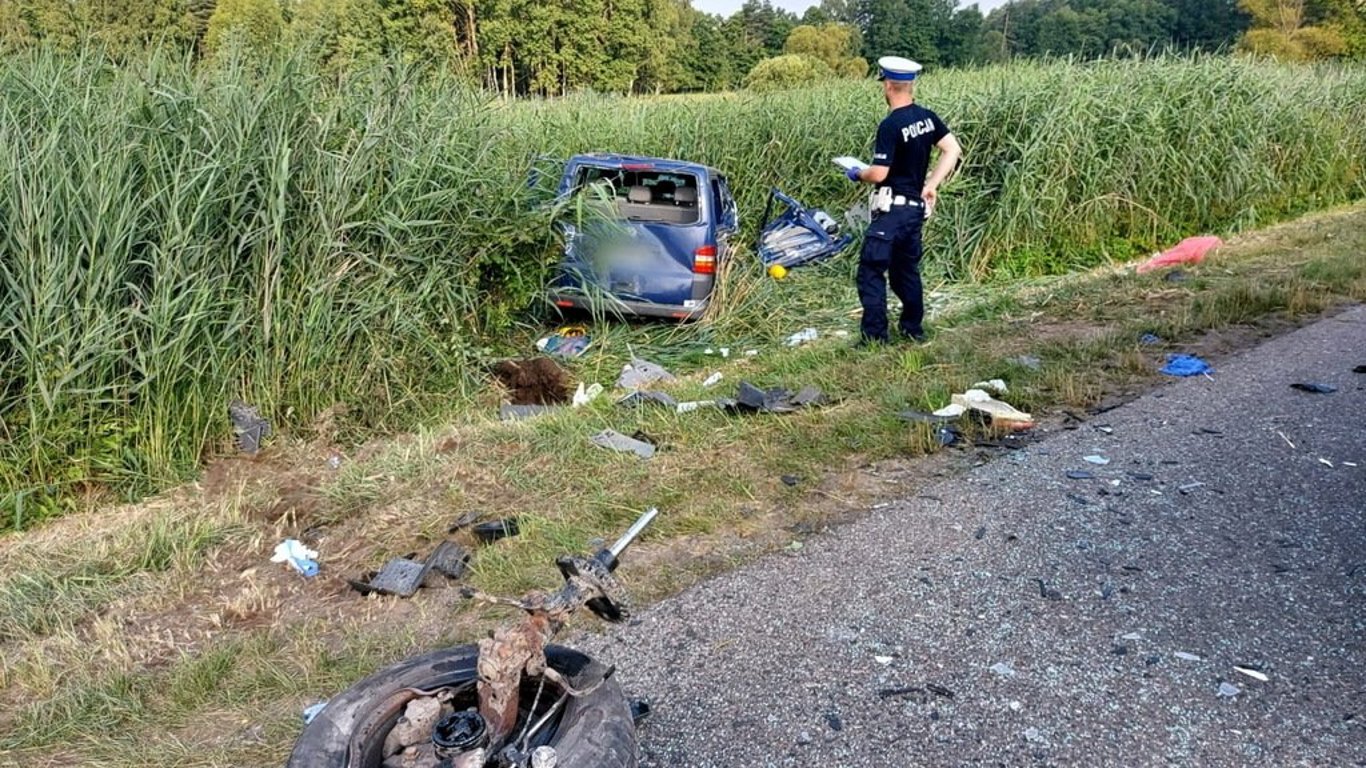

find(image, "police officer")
[846,56,962,345]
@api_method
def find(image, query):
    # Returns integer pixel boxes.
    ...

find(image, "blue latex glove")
[845,167,862,182]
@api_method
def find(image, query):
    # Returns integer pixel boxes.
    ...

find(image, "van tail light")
[693,244,717,275]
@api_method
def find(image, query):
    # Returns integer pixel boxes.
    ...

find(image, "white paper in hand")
[832,156,868,172]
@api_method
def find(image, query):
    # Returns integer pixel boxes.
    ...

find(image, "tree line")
[0,0,1361,95]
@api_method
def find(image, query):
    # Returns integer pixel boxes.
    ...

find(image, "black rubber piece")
[287,645,637,768]
[473,518,520,543]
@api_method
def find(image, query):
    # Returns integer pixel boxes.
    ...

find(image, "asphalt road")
[586,307,1366,767]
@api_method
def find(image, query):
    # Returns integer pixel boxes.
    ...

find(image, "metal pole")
[609,507,659,559]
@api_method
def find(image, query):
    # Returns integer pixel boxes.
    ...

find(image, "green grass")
[2,50,1366,528]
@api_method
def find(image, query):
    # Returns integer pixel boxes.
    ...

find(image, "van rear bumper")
[549,292,707,321]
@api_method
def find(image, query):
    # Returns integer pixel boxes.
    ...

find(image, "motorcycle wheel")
[287,644,637,768]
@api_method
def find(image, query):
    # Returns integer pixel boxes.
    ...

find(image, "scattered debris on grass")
[473,518,520,543]
[572,382,604,407]
[591,429,657,459]
[536,325,592,358]
[1139,333,1162,345]
[972,379,1008,393]
[785,327,819,347]
[1136,235,1222,274]
[727,382,827,414]
[1290,382,1337,394]
[617,390,678,408]
[229,399,272,455]
[618,358,676,389]
[348,541,469,598]
[271,538,319,577]
[897,409,958,424]
[933,388,1034,429]
[703,372,723,387]
[676,400,716,413]
[493,357,571,405]
[1161,354,1213,377]
[499,404,561,422]
[1009,354,1042,370]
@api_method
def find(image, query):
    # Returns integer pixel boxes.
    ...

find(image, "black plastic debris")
[938,426,962,446]
[348,542,469,598]
[616,390,678,408]
[1066,493,1093,506]
[1163,269,1188,282]
[727,381,827,415]
[500,403,560,421]
[781,475,802,487]
[1290,382,1337,394]
[1127,471,1154,481]
[228,399,271,455]
[1033,578,1063,601]
[1354,365,1366,374]
[1066,470,1095,480]
[473,518,520,543]
[629,699,652,727]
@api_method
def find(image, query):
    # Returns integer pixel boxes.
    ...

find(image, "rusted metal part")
[461,508,658,758]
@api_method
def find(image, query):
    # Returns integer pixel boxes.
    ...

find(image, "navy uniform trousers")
[857,203,926,342]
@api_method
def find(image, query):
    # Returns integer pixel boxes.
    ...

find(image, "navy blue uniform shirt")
[872,104,950,200]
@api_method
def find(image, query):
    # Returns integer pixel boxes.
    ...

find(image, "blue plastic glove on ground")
[1161,354,1213,377]
[846,167,861,182]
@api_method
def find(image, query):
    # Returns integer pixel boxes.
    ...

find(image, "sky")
[691,0,1011,17]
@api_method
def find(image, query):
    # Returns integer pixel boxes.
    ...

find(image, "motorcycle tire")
[288,644,638,768]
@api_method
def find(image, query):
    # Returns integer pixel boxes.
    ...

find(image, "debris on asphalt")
[617,390,678,408]
[874,655,895,665]
[989,661,1017,678]
[500,403,561,421]
[348,541,469,598]
[1277,430,1297,449]
[1217,681,1241,697]
[591,429,657,459]
[1161,354,1213,377]
[785,327,820,347]
[229,399,272,455]
[302,701,327,724]
[1010,355,1043,370]
[629,699,652,726]
[571,382,604,407]
[726,381,827,414]
[972,378,1008,393]
[1083,455,1111,465]
[1235,666,1269,682]
[1066,470,1095,480]
[473,518,520,543]
[271,539,319,577]
[1178,482,1206,494]
[1121,632,1143,641]
[1318,458,1335,468]
[1127,472,1154,481]
[1290,382,1337,394]
[1023,726,1047,744]
[1136,235,1222,273]
[493,357,571,405]
[1354,365,1366,374]
[536,325,592,358]
[702,371,723,388]
[1066,493,1093,506]
[1094,424,1114,434]
[1139,333,1162,345]
[1173,651,1203,662]
[617,358,676,389]
[1033,578,1063,600]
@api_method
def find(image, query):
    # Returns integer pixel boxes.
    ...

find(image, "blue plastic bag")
[1161,354,1212,377]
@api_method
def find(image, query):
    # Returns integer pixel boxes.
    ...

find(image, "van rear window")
[575,167,701,225]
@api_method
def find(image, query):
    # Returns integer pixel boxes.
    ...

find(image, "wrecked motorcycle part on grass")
[348,542,470,598]
[289,509,659,768]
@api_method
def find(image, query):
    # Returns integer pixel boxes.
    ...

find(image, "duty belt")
[889,194,924,207]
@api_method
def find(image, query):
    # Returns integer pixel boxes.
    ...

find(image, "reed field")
[2,50,1364,525]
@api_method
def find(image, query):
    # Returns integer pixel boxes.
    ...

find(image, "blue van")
[548,154,849,320]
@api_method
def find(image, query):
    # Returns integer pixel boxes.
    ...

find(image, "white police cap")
[877,56,923,82]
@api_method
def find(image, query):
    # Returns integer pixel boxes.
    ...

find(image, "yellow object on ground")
[768,264,788,279]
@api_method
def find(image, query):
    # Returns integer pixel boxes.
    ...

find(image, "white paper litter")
[1234,666,1269,682]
